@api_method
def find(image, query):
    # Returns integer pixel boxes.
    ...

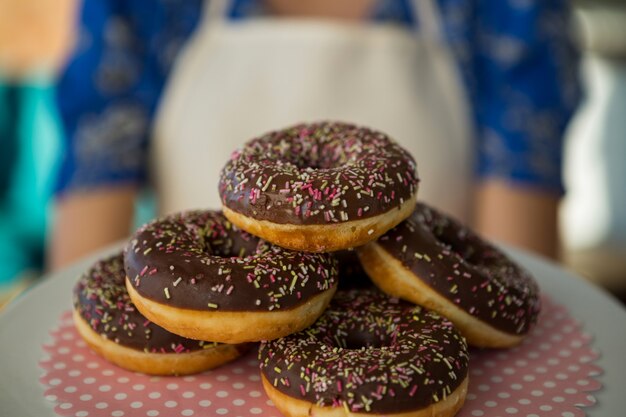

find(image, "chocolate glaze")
[73,253,222,353]
[124,210,338,312]
[219,122,419,225]
[375,203,541,335]
[259,290,468,414]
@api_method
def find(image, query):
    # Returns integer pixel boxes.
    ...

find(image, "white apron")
[153,0,473,222]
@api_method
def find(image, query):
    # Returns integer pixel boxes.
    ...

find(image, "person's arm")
[0,0,79,79]
[49,186,136,270]
[475,180,559,259]
[49,0,167,270]
[468,0,580,258]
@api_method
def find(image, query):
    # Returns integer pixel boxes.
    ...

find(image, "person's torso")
[152,0,474,222]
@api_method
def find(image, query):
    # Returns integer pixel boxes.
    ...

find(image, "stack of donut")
[72,121,540,417]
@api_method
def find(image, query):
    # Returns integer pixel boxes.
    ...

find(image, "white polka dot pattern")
[460,297,602,417]
[40,297,601,417]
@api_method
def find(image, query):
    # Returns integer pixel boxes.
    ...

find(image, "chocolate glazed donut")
[358,203,541,348]
[259,290,469,417]
[124,210,338,344]
[73,253,248,375]
[219,121,419,252]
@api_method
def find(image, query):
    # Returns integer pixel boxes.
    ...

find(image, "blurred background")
[0,0,624,308]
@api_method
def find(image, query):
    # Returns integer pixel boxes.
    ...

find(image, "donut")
[124,210,338,344]
[73,253,247,375]
[259,290,469,417]
[219,122,419,252]
[357,203,541,348]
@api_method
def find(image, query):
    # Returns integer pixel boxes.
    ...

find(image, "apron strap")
[410,0,445,42]
[204,0,231,24]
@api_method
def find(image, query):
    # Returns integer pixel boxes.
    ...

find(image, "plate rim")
[1,243,625,417]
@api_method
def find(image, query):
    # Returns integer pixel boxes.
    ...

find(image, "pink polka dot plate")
[0,246,624,417]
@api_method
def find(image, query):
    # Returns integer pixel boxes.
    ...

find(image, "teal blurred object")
[0,81,61,285]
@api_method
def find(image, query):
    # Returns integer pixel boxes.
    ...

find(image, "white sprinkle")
[262,176,274,192]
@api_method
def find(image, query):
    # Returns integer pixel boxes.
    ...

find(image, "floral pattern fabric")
[56,0,579,195]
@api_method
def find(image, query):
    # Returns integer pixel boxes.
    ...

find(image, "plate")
[1,243,625,417]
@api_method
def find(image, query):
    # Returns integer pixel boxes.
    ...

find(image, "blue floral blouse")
[56,0,580,195]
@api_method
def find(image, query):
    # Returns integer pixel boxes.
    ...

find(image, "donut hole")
[171,213,262,259]
[428,218,492,268]
[342,332,386,350]
[290,157,327,171]
[282,152,349,172]
[265,129,370,172]
[435,229,481,265]
[427,212,515,280]
[324,327,392,350]
[202,231,260,258]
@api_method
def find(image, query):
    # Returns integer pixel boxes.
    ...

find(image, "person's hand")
[474,179,560,259]
[0,0,78,79]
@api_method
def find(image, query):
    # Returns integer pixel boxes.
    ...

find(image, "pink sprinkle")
[140,265,148,277]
